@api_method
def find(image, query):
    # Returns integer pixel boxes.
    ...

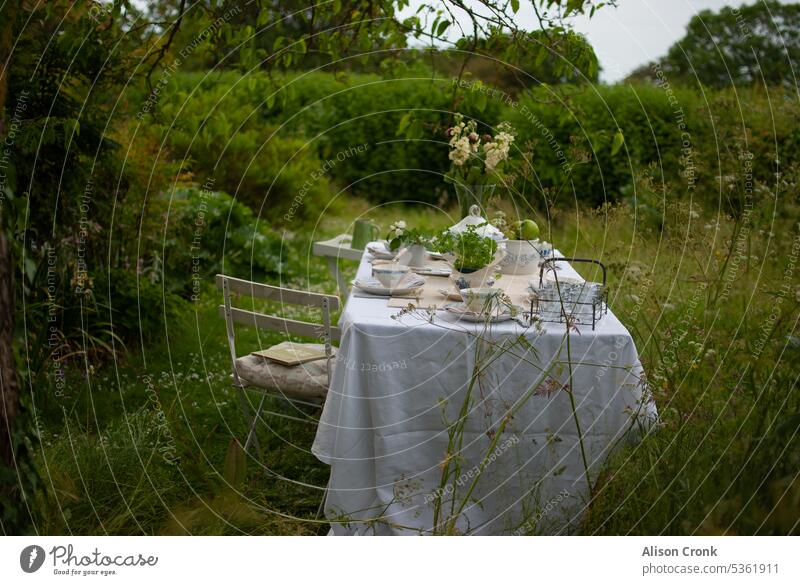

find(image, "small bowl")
[372,262,410,289]
[460,287,502,313]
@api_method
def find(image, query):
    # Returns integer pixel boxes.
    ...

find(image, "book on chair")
[251,343,329,366]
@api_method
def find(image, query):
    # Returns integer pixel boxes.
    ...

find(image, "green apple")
[519,219,540,240]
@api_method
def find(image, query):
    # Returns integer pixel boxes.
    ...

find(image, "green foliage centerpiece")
[433,223,505,289]
[386,221,434,266]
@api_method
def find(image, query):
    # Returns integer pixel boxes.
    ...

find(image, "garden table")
[312,234,363,297]
[312,244,656,535]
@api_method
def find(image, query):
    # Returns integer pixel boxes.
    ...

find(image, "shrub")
[159,188,286,295]
[272,71,509,205]
[143,73,336,225]
[509,83,800,213]
[105,268,187,344]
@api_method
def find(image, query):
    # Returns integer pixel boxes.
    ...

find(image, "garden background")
[0,0,798,535]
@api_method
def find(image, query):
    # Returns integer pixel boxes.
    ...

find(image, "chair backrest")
[215,274,341,343]
[216,274,342,390]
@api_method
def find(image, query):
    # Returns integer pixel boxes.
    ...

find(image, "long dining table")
[312,243,657,535]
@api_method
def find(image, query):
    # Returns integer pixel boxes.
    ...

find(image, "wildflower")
[535,378,560,398]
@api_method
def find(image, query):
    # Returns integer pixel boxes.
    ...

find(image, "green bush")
[147,73,336,224]
[271,71,510,205]
[509,83,800,213]
[167,70,509,206]
[161,188,285,294]
[158,72,800,215]
[105,268,187,344]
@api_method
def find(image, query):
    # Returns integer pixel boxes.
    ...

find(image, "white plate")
[352,274,426,296]
[441,302,521,323]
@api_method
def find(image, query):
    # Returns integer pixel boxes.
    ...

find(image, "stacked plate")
[366,242,397,260]
[352,274,426,296]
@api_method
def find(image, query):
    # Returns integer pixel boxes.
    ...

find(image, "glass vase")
[453,183,496,219]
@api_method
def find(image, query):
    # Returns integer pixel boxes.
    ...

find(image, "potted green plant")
[444,114,517,219]
[386,222,431,266]
[433,223,506,289]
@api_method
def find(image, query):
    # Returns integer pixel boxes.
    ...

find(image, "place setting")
[440,287,525,324]
[352,262,426,297]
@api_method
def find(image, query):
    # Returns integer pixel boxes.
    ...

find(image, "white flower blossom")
[449,136,471,166]
[388,220,407,236]
[482,127,515,172]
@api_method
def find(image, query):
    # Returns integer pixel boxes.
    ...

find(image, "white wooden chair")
[216,274,341,457]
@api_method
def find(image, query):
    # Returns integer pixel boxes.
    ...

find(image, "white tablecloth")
[312,246,656,535]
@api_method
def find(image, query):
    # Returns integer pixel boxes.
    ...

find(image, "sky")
[401,0,793,83]
[570,0,780,82]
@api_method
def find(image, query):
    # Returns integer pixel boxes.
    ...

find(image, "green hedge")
[266,72,510,205]
[510,83,800,212]
[158,72,800,215]
[144,72,336,225]
[166,71,510,206]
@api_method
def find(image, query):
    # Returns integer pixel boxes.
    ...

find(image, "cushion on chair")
[234,342,334,401]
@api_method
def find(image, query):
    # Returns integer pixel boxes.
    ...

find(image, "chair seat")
[234,342,334,401]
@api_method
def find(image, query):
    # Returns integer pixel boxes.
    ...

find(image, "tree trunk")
[0,1,20,476]
[0,229,18,471]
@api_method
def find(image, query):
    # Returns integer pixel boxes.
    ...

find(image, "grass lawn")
[29,198,800,535]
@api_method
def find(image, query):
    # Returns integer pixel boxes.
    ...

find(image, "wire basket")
[528,257,608,330]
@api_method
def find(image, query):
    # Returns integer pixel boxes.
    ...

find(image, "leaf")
[397,112,412,136]
[475,90,487,112]
[565,0,585,16]
[511,0,520,13]
[436,19,451,37]
[407,118,424,140]
[611,128,625,156]
[223,439,247,486]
